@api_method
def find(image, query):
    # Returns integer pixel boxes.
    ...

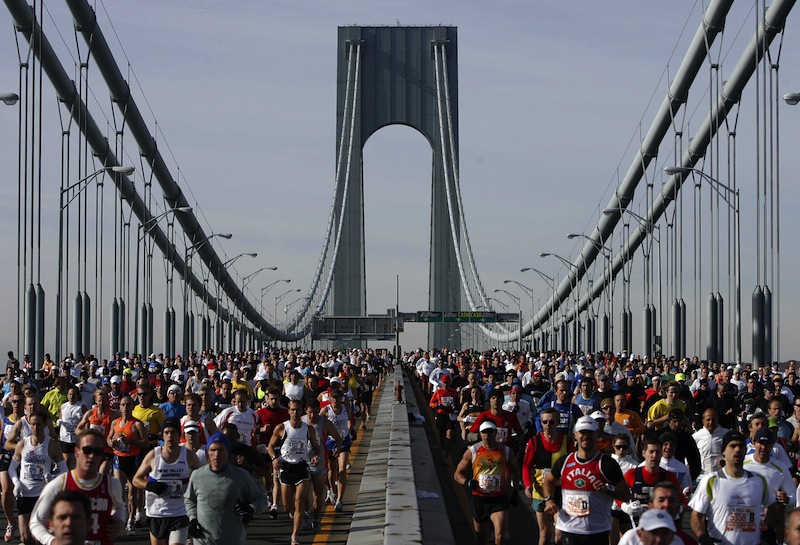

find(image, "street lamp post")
[504,280,534,350]
[540,253,580,353]
[664,166,741,365]
[602,208,661,359]
[183,233,233,357]
[567,233,614,352]
[275,289,301,327]
[58,165,134,359]
[284,296,309,327]
[261,279,290,317]
[494,289,522,352]
[520,267,557,351]
[133,206,192,356]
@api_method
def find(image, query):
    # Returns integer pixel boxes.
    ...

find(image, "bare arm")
[690,510,709,540]
[4,420,22,452]
[131,450,155,490]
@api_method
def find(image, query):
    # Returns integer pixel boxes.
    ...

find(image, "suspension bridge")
[1,0,800,366]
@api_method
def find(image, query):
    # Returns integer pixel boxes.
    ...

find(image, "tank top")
[145,446,191,518]
[279,420,312,464]
[469,442,510,497]
[326,405,350,439]
[556,452,615,534]
[630,466,668,503]
[531,434,571,499]
[64,471,114,545]
[302,414,326,471]
[59,402,84,443]
[1,416,16,454]
[111,418,141,457]
[20,417,51,442]
[18,436,52,497]
[87,408,112,453]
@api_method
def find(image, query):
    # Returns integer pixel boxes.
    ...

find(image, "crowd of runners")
[409,348,800,545]
[0,348,392,545]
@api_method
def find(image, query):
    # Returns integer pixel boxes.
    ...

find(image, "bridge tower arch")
[333,26,462,348]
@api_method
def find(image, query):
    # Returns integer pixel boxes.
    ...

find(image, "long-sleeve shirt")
[184,463,267,545]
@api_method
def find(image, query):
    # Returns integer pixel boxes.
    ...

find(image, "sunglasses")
[80,446,105,456]
[601,406,613,410]
[480,429,497,434]
[614,444,630,450]
[541,420,557,425]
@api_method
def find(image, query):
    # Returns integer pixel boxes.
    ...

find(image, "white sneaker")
[125,522,134,536]
[325,490,334,504]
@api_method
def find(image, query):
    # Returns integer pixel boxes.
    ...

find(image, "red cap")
[441,374,451,383]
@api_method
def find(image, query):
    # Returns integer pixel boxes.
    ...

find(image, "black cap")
[721,430,747,451]
[161,418,181,433]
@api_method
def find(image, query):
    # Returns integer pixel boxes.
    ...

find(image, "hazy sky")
[2,0,800,360]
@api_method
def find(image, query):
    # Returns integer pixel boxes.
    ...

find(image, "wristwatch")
[543,495,552,502]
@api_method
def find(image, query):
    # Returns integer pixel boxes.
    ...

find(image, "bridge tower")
[333,26,462,348]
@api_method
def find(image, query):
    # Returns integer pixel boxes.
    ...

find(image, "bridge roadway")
[112,367,493,545]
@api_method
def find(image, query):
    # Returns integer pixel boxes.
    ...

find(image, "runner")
[0,392,23,542]
[429,374,458,455]
[9,412,66,545]
[543,416,630,544]
[267,399,321,545]
[75,391,116,475]
[454,420,521,545]
[689,430,778,545]
[132,418,201,545]
[302,398,341,530]
[29,429,125,545]
[521,407,573,545]
[58,386,87,468]
[320,388,353,512]
[107,395,148,535]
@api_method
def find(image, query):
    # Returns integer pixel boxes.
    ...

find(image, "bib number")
[478,474,501,494]
[496,428,509,443]
[725,506,756,532]
[564,491,591,517]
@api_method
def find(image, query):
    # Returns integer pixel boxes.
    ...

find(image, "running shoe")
[125,522,134,536]
[133,513,143,528]
[4,524,13,542]
[325,490,334,504]
[334,500,343,512]
[310,518,320,531]
[268,504,278,520]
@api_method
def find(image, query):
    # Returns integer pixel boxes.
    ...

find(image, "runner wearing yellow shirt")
[646,382,686,431]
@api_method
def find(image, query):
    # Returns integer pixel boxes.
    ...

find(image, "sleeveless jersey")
[20,417,51,441]
[319,390,332,408]
[87,408,113,453]
[215,407,258,447]
[279,420,312,464]
[556,451,615,535]
[179,414,210,445]
[111,418,141,457]
[145,446,191,518]
[531,434,571,499]
[59,402,84,443]
[65,471,115,545]
[325,405,350,440]
[1,415,16,454]
[469,442,510,498]
[108,390,122,412]
[18,436,52,497]
[302,414,327,472]
[631,466,668,503]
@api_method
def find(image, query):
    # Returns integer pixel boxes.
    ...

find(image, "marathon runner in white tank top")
[132,418,201,545]
[320,389,353,512]
[302,399,342,530]
[8,412,66,545]
[268,400,320,545]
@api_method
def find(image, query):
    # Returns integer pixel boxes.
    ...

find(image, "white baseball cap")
[573,416,598,433]
[479,420,497,433]
[637,509,676,532]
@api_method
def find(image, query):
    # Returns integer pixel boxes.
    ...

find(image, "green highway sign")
[413,311,499,323]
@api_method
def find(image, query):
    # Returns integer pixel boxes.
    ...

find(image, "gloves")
[235,502,255,525]
[11,480,20,498]
[466,479,479,491]
[697,535,721,545]
[145,480,169,495]
[188,519,204,538]
[621,500,643,517]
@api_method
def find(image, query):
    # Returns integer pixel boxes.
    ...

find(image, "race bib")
[167,480,183,499]
[564,491,591,517]
[496,428,509,443]
[541,468,551,482]
[441,396,454,407]
[24,465,44,481]
[725,506,757,532]
[478,474,501,494]
[287,439,306,455]
[62,422,75,433]
[89,424,105,435]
